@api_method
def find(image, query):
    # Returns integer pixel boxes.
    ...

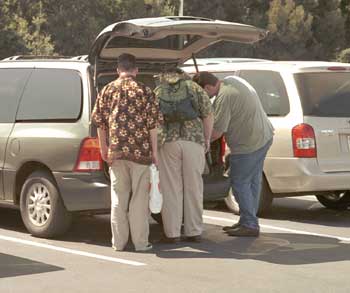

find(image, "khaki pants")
[110,160,150,251]
[159,141,205,238]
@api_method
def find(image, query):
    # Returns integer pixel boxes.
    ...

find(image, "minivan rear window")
[295,72,350,117]
[106,35,201,51]
[17,69,82,121]
[0,69,31,123]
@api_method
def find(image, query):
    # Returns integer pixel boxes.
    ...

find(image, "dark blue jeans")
[229,139,273,229]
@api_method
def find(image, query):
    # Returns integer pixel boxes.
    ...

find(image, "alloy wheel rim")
[27,183,51,226]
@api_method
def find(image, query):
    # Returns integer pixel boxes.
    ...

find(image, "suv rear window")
[17,69,82,121]
[295,72,350,117]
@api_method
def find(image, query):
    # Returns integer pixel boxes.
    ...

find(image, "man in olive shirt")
[193,72,274,237]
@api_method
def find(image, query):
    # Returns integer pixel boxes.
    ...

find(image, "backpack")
[155,79,199,123]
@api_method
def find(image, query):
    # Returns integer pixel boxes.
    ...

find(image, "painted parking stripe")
[0,234,146,266]
[203,215,350,242]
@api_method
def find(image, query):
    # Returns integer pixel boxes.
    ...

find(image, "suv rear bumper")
[265,158,350,193]
[53,172,110,211]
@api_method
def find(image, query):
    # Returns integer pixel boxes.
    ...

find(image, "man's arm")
[97,128,109,162]
[149,128,158,167]
[202,113,214,152]
[211,128,223,142]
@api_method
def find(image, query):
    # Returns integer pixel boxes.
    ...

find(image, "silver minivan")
[183,60,350,213]
[0,17,267,237]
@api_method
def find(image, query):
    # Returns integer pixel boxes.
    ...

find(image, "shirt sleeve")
[146,86,163,130]
[213,88,232,134]
[91,85,109,130]
[191,81,213,118]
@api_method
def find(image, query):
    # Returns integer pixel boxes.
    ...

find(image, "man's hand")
[204,139,211,153]
[152,152,159,168]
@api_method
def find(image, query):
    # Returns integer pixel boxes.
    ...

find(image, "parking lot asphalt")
[0,196,349,293]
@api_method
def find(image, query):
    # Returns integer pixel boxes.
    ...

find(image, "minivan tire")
[316,192,350,210]
[224,176,273,216]
[20,170,72,238]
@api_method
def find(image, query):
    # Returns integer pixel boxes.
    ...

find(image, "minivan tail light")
[75,137,103,172]
[327,66,347,71]
[292,124,317,158]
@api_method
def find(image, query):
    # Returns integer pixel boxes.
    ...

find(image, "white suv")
[183,60,350,213]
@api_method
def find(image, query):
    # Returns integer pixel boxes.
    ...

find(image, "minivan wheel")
[316,192,350,210]
[224,176,273,216]
[20,171,72,238]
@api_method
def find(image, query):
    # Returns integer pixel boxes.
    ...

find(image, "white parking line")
[0,234,146,266]
[203,215,350,242]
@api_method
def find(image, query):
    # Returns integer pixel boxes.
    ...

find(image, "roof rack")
[2,55,72,61]
[70,55,88,61]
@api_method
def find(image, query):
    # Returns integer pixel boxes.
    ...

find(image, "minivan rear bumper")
[265,157,350,193]
[53,172,110,212]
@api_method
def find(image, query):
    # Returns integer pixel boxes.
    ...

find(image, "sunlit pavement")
[0,196,349,293]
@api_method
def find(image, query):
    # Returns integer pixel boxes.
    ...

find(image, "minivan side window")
[239,70,290,116]
[0,69,32,123]
[17,69,82,121]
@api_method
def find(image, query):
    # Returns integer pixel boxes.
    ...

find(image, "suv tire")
[224,176,273,216]
[316,192,350,210]
[20,170,72,238]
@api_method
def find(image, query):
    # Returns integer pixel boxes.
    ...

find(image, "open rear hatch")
[295,67,350,172]
[88,16,267,85]
[89,16,267,195]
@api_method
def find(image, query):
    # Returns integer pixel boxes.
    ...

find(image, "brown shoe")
[222,222,240,232]
[158,236,181,244]
[185,235,201,243]
[226,226,260,237]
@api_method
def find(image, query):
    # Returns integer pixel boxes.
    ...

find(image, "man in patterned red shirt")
[91,53,162,252]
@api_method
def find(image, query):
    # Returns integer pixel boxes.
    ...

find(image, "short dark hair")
[192,71,218,88]
[117,53,136,72]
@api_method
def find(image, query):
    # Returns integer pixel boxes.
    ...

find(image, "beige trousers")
[110,160,150,251]
[159,140,205,238]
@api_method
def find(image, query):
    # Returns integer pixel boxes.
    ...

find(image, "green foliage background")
[1,0,350,61]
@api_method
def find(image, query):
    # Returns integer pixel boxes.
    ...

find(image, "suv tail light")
[75,137,103,172]
[292,124,317,158]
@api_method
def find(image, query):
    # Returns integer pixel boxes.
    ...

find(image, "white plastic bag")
[149,164,163,214]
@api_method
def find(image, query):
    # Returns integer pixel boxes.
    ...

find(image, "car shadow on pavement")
[0,208,27,233]
[153,223,350,266]
[263,207,350,229]
[1,209,349,266]
[0,253,63,278]
[213,197,350,228]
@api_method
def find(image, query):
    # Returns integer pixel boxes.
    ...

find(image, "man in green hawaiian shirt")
[155,68,214,243]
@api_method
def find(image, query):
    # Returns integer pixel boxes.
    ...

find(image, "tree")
[261,0,314,60]
[336,48,350,62]
[0,0,28,58]
[0,0,54,58]
[340,0,350,47]
[40,0,174,56]
[298,0,345,60]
